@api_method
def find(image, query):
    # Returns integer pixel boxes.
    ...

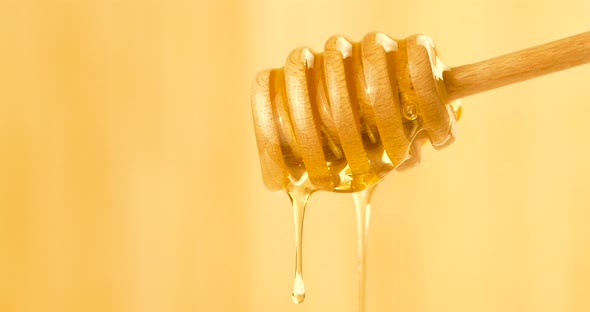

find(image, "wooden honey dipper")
[252,31,590,193]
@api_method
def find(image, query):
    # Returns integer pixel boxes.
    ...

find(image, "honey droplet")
[288,178,312,304]
[291,273,306,304]
[402,102,419,120]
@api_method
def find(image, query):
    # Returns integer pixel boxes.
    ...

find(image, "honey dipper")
[251,31,590,193]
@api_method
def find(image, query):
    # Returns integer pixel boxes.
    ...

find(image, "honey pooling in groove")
[251,32,461,306]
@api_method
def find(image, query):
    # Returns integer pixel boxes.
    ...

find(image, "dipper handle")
[444,31,590,101]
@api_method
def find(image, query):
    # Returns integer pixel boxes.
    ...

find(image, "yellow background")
[1,0,589,311]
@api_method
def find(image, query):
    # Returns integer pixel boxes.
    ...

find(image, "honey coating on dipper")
[251,32,461,306]
[252,32,460,193]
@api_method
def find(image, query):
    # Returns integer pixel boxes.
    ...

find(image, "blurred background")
[0,0,589,311]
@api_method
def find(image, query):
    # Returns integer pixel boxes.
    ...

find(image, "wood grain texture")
[251,33,459,192]
[445,31,590,101]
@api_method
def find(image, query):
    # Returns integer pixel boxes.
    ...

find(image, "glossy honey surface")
[252,33,458,193]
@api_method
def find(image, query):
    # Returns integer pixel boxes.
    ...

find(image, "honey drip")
[287,178,313,304]
[352,186,376,312]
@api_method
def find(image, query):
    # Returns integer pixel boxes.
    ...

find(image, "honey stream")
[352,186,376,312]
[287,179,376,311]
[287,179,313,304]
